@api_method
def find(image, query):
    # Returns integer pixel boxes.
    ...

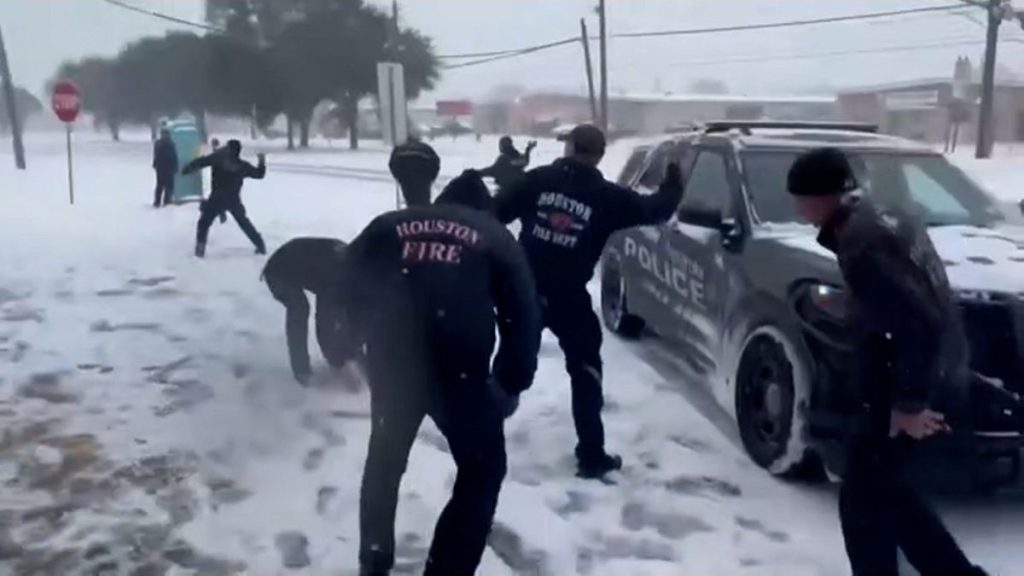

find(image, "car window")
[741,150,1001,227]
[617,147,650,187]
[637,143,672,193]
[679,150,732,214]
[900,163,971,222]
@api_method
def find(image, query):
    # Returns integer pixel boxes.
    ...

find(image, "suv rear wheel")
[600,254,645,339]
[735,326,821,479]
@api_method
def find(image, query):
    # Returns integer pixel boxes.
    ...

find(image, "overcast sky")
[2,0,1022,101]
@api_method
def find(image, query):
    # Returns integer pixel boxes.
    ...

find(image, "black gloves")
[488,376,520,419]
[663,162,682,190]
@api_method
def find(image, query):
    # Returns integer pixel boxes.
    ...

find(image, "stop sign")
[51,81,81,123]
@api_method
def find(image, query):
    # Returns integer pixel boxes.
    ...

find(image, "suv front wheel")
[600,253,645,339]
[735,325,821,479]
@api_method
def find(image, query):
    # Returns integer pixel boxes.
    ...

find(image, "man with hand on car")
[787,147,987,576]
[494,124,684,480]
[340,170,541,576]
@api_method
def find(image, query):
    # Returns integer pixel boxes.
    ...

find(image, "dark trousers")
[840,436,978,576]
[154,171,174,206]
[359,347,506,576]
[265,276,358,380]
[541,291,606,462]
[196,197,264,250]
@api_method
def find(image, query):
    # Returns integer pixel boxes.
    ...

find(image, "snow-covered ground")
[0,132,1021,575]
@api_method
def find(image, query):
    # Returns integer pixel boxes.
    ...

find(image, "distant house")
[836,65,1024,144]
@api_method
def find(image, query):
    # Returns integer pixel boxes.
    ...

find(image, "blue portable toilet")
[165,119,204,204]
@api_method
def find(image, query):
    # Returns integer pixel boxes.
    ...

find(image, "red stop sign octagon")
[51,81,81,123]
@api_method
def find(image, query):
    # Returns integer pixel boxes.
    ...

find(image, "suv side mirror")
[677,206,729,232]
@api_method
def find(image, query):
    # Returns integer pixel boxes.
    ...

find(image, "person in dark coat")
[494,124,684,479]
[787,147,987,576]
[152,128,179,207]
[262,237,359,385]
[341,170,540,576]
[387,137,440,207]
[182,139,267,258]
[480,136,537,193]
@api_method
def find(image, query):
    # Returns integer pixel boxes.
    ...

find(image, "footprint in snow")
[127,276,176,288]
[487,521,549,576]
[316,486,338,516]
[90,320,162,334]
[665,475,742,499]
[552,489,591,518]
[0,288,27,306]
[141,287,182,301]
[95,289,135,298]
[668,434,712,454]
[18,371,79,404]
[594,532,676,562]
[274,531,311,569]
[303,448,325,471]
[735,516,790,543]
[620,500,714,539]
[1,306,44,323]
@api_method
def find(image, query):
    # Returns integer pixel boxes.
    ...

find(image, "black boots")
[577,452,623,479]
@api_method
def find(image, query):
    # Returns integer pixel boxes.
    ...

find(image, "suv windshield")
[741,150,1004,227]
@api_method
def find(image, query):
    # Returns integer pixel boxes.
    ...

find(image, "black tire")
[735,327,822,479]
[600,255,645,339]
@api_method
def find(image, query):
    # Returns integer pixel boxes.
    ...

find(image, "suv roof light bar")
[702,121,879,135]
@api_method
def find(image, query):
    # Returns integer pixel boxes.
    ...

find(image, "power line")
[442,38,579,70]
[439,3,965,61]
[613,3,964,39]
[667,36,1024,69]
[99,0,225,33]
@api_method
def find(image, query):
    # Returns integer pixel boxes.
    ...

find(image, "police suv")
[601,121,1024,484]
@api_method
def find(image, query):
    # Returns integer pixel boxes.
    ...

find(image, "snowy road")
[0,133,1021,575]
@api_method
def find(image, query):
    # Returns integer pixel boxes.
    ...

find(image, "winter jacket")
[480,146,533,191]
[262,237,347,295]
[153,137,179,175]
[495,157,684,296]
[339,204,541,396]
[183,149,265,204]
[818,195,969,435]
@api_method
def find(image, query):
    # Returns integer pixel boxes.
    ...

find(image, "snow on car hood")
[762,223,1024,294]
[928,225,1024,293]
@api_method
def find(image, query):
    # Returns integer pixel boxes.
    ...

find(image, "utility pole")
[962,0,1024,158]
[391,0,400,53]
[976,0,1001,158]
[580,19,599,125]
[0,25,26,170]
[598,0,609,133]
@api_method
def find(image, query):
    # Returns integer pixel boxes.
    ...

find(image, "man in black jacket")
[480,136,537,193]
[787,147,986,576]
[341,170,540,576]
[494,124,684,479]
[182,140,267,258]
[388,137,440,207]
[152,128,178,207]
[262,237,359,385]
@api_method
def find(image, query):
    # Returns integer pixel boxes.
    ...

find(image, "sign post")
[377,62,408,208]
[51,81,81,205]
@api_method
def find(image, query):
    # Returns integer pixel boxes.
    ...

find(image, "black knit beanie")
[787,147,858,197]
[435,170,494,212]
